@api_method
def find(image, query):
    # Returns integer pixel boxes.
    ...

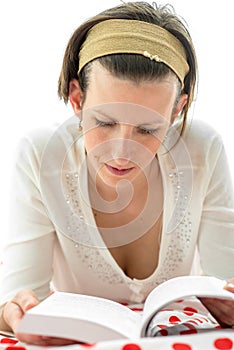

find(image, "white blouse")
[0,117,234,312]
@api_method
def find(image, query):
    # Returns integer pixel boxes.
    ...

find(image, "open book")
[17,276,234,343]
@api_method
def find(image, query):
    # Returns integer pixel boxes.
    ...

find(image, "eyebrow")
[92,109,117,122]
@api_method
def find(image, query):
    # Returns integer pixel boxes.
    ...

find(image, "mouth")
[105,164,134,176]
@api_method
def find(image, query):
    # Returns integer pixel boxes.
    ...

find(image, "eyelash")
[95,119,116,127]
[138,128,158,135]
[95,118,158,135]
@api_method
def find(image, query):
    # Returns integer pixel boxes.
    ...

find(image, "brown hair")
[58,1,197,132]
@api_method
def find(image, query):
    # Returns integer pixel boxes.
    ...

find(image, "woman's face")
[75,62,186,187]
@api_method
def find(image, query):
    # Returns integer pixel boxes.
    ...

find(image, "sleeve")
[198,137,234,280]
[0,135,56,310]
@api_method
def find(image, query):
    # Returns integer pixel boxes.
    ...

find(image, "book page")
[18,292,141,341]
[140,276,234,337]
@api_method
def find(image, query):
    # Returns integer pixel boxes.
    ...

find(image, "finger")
[3,290,40,334]
[37,336,78,346]
[3,301,24,332]
[12,289,39,313]
[199,297,234,327]
[15,333,46,345]
[15,333,78,346]
[224,278,234,293]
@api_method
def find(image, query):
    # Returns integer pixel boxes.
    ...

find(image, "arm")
[198,139,234,279]
[197,137,234,326]
[0,134,90,345]
[0,136,56,331]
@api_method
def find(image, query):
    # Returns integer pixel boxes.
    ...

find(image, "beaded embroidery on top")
[62,166,193,289]
[39,117,194,290]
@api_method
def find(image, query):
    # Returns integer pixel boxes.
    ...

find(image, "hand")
[199,278,234,328]
[3,289,78,346]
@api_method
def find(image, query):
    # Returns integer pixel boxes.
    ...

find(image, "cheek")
[83,130,102,154]
[143,138,162,156]
[84,130,114,164]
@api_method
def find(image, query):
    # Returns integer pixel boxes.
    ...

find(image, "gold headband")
[78,19,189,87]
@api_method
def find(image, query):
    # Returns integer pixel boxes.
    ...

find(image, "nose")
[111,124,134,165]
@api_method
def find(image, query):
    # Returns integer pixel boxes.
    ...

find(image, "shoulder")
[182,119,226,172]
[14,116,83,164]
[184,118,222,145]
[183,118,224,156]
[159,119,226,175]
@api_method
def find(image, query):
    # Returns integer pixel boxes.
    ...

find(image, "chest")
[93,208,163,280]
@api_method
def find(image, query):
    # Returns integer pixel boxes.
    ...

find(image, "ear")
[171,93,188,123]
[69,79,83,115]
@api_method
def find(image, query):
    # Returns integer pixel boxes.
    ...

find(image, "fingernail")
[226,282,234,288]
[41,336,50,340]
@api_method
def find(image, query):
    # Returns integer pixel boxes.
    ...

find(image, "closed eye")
[95,118,117,127]
[95,117,159,135]
[138,127,159,135]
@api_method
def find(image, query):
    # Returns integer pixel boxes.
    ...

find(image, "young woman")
[0,1,233,345]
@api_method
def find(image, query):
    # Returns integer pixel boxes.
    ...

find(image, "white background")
[0,0,233,253]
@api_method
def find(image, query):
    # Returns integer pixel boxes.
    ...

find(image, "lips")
[105,164,134,176]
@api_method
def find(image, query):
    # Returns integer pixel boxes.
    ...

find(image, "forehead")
[83,62,179,119]
[88,61,179,92]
